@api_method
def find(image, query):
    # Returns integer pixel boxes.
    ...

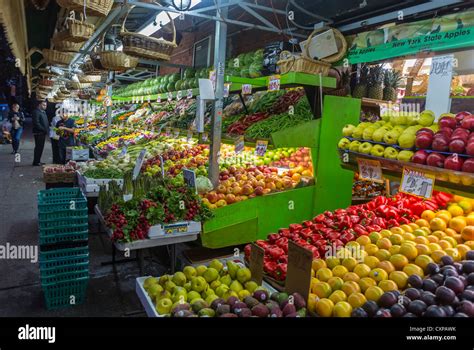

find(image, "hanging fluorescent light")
[172,0,192,11]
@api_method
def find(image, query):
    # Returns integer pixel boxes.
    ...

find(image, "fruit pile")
[245,194,436,281]
[142,259,309,317]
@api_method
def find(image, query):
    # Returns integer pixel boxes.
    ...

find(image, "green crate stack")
[38,188,89,310]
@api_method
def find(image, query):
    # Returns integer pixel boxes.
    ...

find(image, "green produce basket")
[39,249,89,269]
[39,245,88,261]
[39,226,88,245]
[40,262,89,285]
[39,217,89,230]
[38,188,84,202]
[37,197,88,213]
[38,208,88,221]
[42,277,88,310]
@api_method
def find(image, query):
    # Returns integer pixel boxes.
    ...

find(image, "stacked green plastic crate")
[38,188,89,310]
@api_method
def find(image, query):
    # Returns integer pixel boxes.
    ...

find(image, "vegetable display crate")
[39,247,89,270]
[66,147,89,161]
[37,189,87,213]
[39,226,89,245]
[39,217,89,230]
[40,261,89,285]
[38,208,88,222]
[42,277,89,310]
[38,188,85,202]
[77,171,123,194]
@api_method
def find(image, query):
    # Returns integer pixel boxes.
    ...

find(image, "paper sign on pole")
[426,54,454,120]
[132,149,147,180]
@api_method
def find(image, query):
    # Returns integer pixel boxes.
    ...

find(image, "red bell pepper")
[399,217,411,225]
[267,233,280,244]
[267,246,285,260]
[256,240,268,248]
[313,214,325,223]
[289,223,303,233]
[340,232,355,244]
[277,255,288,264]
[353,224,368,236]
[334,209,346,216]
[244,244,251,259]
[275,263,287,281]
[387,219,399,228]
[303,220,313,228]
[350,215,360,224]
[385,208,399,220]
[264,260,277,274]
[372,217,387,229]
[278,228,290,236]
[324,210,334,218]
[299,228,313,240]
[313,223,326,231]
[327,231,341,241]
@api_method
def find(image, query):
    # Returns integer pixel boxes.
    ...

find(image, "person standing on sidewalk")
[56,113,76,164]
[49,114,61,164]
[8,103,25,154]
[32,100,49,166]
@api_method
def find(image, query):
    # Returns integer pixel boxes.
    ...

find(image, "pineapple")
[329,69,352,96]
[383,70,402,102]
[352,65,369,98]
[368,65,384,100]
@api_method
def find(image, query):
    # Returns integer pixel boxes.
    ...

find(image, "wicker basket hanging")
[52,37,84,52]
[277,51,331,76]
[78,74,101,83]
[301,27,347,64]
[81,56,104,73]
[68,81,93,89]
[29,48,75,66]
[54,13,95,43]
[56,0,114,17]
[120,5,177,61]
[100,51,139,71]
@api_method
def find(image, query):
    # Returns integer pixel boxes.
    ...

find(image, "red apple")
[455,111,472,125]
[439,116,457,129]
[449,139,466,154]
[444,154,464,171]
[466,142,474,156]
[440,127,454,138]
[462,158,474,173]
[412,150,429,165]
[450,134,468,143]
[452,127,470,136]
[415,133,433,149]
[416,128,434,137]
[432,136,449,152]
[468,133,474,141]
[461,116,474,131]
[426,153,446,168]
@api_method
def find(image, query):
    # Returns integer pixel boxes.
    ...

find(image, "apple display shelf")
[135,258,277,317]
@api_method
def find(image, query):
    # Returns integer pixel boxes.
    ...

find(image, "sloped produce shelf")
[338,149,474,197]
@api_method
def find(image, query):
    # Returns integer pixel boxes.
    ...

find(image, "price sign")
[183,168,197,192]
[357,158,383,183]
[176,90,183,100]
[157,95,161,103]
[223,83,230,97]
[286,241,312,301]
[167,92,173,101]
[187,130,193,141]
[187,89,193,99]
[132,149,147,181]
[234,135,245,155]
[255,140,268,157]
[400,167,435,199]
[242,84,252,95]
[173,128,180,138]
[163,223,188,235]
[268,75,281,91]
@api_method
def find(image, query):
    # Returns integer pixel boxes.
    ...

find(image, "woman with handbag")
[8,103,25,154]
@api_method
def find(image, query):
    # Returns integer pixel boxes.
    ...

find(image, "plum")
[435,286,456,305]
[462,261,474,274]
[442,269,458,278]
[431,273,445,285]
[374,309,392,317]
[460,290,474,302]
[441,305,455,317]
[351,307,368,317]
[362,300,379,317]
[456,300,474,317]
[390,304,406,317]
[423,305,447,317]
[378,292,398,308]
[444,276,465,295]
[408,275,423,289]
[420,291,436,306]
[466,250,474,261]
[426,263,440,275]
[441,255,454,266]
[408,300,427,316]
[403,312,417,317]
[467,272,474,286]
[405,288,421,301]
[422,279,438,293]
[453,312,469,317]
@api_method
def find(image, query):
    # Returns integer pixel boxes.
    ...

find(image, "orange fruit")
[345,241,360,250]
[444,248,461,262]
[456,244,470,259]
[409,223,420,231]
[428,243,442,252]
[341,281,361,296]
[326,257,341,269]
[389,234,404,245]
[315,298,334,317]
[458,200,472,214]
[438,240,452,250]
[436,210,452,223]
[402,232,416,242]
[356,235,371,246]
[465,216,474,226]
[461,226,474,241]
[341,257,358,272]
[316,268,333,282]
[379,230,392,238]
[374,249,391,262]
[390,227,405,235]
[364,256,380,269]
[415,244,431,256]
[376,238,392,250]
[431,250,447,263]
[329,290,347,304]
[404,240,417,247]
[377,261,395,274]
[347,292,367,309]
[390,254,409,270]
[445,228,458,237]
[389,245,401,255]
[368,268,388,282]
[449,217,467,233]
[378,279,398,292]
[414,236,430,245]
[430,218,447,232]
[359,277,377,293]
[342,272,360,283]
[400,224,413,233]
[415,219,430,228]
[369,232,382,244]
[313,282,332,298]
[327,276,344,291]
[389,271,409,289]
[414,254,434,272]
[400,243,418,260]
[365,286,384,302]
[432,230,447,239]
[332,301,352,317]
[465,241,474,249]
[421,227,432,235]
[332,265,349,278]
[403,263,424,278]
[427,235,439,243]
[448,205,464,218]
[421,210,436,221]
[353,264,371,278]
[312,258,327,271]
[365,244,379,256]
[307,293,319,313]
[443,236,458,247]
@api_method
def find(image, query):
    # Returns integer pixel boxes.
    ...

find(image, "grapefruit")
[315,298,334,317]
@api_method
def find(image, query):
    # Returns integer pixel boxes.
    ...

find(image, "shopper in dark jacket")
[32,100,49,166]
[8,103,25,154]
[56,113,76,164]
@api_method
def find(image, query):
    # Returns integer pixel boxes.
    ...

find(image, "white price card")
[234,135,245,155]
[177,90,183,100]
[167,92,173,101]
[223,83,231,97]
[147,96,151,103]
[132,149,147,181]
[400,167,435,199]
[209,70,217,90]
[357,158,383,183]
[268,75,281,91]
[242,84,252,95]
[187,89,193,99]
[103,96,112,107]
[157,95,161,103]
[255,140,268,157]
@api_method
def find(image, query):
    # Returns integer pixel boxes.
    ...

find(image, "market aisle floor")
[0,119,170,316]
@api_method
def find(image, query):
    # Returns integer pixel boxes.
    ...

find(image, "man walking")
[32,100,49,166]
[8,103,25,154]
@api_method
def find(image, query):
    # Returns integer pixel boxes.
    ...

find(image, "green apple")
[358,142,373,154]
[172,272,187,287]
[143,277,158,291]
[183,266,197,280]
[156,290,171,302]
[191,276,208,293]
[370,144,385,157]
[172,287,187,303]
[183,282,192,292]
[198,308,216,317]
[203,267,219,283]
[164,281,176,292]
[406,114,420,126]
[357,122,371,130]
[238,290,251,300]
[373,121,385,128]
[398,133,416,148]
[362,126,377,140]
[158,275,170,286]
[187,291,201,302]
[229,280,243,293]
[215,284,229,297]
[244,281,258,293]
[338,137,351,150]
[352,127,363,139]
[210,280,222,290]
[372,127,389,142]
[196,265,207,276]
[397,150,414,162]
[219,274,232,287]
[147,284,163,300]
[349,140,361,152]
[393,125,407,133]
[383,147,399,159]
[403,126,420,135]
[226,261,239,279]
[236,267,251,284]
[419,110,435,126]
[205,294,219,305]
[223,290,239,301]
[383,130,401,145]
[156,297,173,315]
[201,286,216,299]
[342,124,356,137]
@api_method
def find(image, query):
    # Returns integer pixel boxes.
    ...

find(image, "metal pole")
[106,70,115,138]
[208,0,228,188]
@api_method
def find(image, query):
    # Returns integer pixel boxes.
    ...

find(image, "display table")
[95,205,200,274]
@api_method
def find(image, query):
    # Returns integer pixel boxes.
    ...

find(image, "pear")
[171,287,188,303]
[209,259,224,272]
[172,272,187,287]
[383,130,401,145]
[203,267,219,283]
[397,150,414,162]
[183,266,197,280]
[196,265,207,276]
[230,280,244,293]
[358,142,373,154]
[342,124,356,137]
[201,286,216,299]
[215,284,229,297]
[383,147,399,159]
[352,127,364,139]
[238,289,251,300]
[205,294,220,306]
[143,277,158,291]
[156,290,171,302]
[183,282,192,292]
[236,267,251,284]
[362,126,377,140]
[244,281,258,293]
[191,276,207,293]
[158,275,170,287]
[372,127,389,142]
[156,298,173,315]
[226,261,239,279]
[419,111,435,126]
[398,133,416,148]
[357,122,371,130]
[223,290,239,301]
[164,281,176,292]
[187,291,201,303]
[220,274,232,287]
[210,280,222,290]
[147,284,163,300]
[338,137,351,150]
[349,141,361,152]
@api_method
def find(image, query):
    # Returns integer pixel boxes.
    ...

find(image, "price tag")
[357,158,383,183]
[286,241,313,301]
[234,135,245,155]
[147,96,151,103]
[242,84,252,95]
[400,167,435,199]
[163,223,188,234]
[268,75,281,91]
[176,90,183,100]
[187,89,193,99]
[179,108,185,116]
[249,243,264,285]
[157,95,161,103]
[201,132,209,142]
[223,83,230,98]
[183,168,197,192]
[187,130,193,141]
[255,140,268,157]
[173,128,180,138]
[167,92,173,101]
[132,149,147,180]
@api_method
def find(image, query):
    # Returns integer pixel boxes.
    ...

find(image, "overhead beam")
[244,2,287,16]
[238,3,279,32]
